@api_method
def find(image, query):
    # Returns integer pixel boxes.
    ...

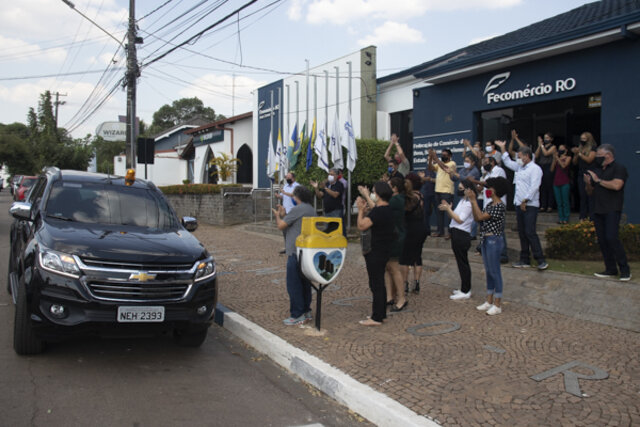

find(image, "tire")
[13,279,44,355]
[173,326,208,348]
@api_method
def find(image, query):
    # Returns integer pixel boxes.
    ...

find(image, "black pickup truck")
[8,167,217,355]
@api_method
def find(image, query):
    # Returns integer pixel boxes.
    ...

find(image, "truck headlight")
[39,247,81,278]
[194,259,215,282]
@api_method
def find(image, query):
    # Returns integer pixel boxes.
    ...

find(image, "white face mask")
[516,158,524,167]
[463,162,471,169]
[485,146,493,153]
[327,175,335,183]
[370,193,378,203]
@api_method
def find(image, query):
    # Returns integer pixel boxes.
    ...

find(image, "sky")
[0,0,595,139]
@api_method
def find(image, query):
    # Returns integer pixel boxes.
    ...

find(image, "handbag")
[361,228,372,255]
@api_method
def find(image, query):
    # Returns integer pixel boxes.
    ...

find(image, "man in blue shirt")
[496,140,548,270]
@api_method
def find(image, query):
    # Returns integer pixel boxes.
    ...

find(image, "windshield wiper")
[46,214,75,222]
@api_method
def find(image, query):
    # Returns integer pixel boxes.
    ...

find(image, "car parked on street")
[10,175,23,196]
[14,175,37,201]
[8,167,217,355]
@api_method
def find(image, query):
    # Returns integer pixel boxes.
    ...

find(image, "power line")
[0,68,125,81]
[142,0,259,68]
[137,0,175,22]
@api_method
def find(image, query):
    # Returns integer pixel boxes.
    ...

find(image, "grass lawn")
[547,259,639,279]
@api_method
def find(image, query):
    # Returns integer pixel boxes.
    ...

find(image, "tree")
[0,91,93,174]
[92,136,126,174]
[147,97,224,136]
[209,153,240,182]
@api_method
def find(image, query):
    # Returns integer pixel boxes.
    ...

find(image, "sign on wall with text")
[412,130,472,170]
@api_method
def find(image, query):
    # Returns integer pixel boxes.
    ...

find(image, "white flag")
[315,117,329,172]
[266,131,276,179]
[329,110,343,170]
[342,110,357,172]
[276,129,287,179]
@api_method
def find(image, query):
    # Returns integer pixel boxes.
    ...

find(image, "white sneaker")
[476,302,492,311]
[486,305,502,315]
[450,291,471,300]
[452,289,461,295]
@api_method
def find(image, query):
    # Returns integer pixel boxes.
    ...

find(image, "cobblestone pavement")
[196,225,640,427]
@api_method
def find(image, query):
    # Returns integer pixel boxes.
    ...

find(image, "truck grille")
[77,257,197,302]
[87,282,191,301]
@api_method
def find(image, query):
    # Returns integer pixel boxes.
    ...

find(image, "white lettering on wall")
[484,72,577,105]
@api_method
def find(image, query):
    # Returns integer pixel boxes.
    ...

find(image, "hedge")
[158,183,242,195]
[285,137,391,204]
[545,221,640,260]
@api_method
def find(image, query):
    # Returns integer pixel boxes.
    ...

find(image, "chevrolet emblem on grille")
[129,272,156,282]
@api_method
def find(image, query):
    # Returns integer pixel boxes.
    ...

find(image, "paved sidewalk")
[196,225,640,426]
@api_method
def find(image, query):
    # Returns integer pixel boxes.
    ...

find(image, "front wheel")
[173,326,208,348]
[14,279,44,355]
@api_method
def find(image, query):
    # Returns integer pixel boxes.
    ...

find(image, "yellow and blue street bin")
[296,217,347,330]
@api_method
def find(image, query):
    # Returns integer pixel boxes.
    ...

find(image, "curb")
[214,303,439,427]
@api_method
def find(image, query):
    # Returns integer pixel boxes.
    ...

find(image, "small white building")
[114,113,253,185]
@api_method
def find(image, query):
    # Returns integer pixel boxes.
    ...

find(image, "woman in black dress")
[356,181,395,326]
[400,173,428,296]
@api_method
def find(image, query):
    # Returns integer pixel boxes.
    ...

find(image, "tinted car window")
[45,181,178,230]
[21,178,37,188]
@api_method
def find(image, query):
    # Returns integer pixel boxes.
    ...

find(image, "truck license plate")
[117,306,165,323]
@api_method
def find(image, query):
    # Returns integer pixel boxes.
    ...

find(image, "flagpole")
[306,60,310,140]
[324,70,328,149]
[313,74,318,212]
[346,60,352,233]
[286,84,290,178]
[335,66,339,121]
[295,81,299,134]
[270,90,274,222]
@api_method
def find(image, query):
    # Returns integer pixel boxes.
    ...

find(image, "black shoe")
[413,281,420,294]
[594,271,617,278]
[390,301,408,312]
[404,281,409,295]
[386,299,395,306]
[279,249,286,254]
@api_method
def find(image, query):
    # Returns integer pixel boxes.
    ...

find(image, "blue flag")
[305,118,316,171]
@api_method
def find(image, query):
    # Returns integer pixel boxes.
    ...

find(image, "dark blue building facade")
[412,38,640,221]
[256,80,284,189]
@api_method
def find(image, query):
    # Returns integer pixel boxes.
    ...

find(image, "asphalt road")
[0,191,369,427]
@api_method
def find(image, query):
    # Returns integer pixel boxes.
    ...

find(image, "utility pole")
[126,0,142,169]
[53,92,67,129]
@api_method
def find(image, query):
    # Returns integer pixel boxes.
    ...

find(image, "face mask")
[486,189,493,198]
[457,189,465,196]
[286,179,293,185]
[516,158,525,167]
[544,139,551,144]
[594,156,605,167]
[463,162,471,169]
[328,175,335,183]
[292,198,297,206]
[388,167,394,174]
[483,164,492,172]
[442,156,450,162]
[370,193,378,203]
[485,146,492,153]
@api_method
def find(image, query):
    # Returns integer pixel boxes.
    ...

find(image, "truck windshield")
[45,181,179,230]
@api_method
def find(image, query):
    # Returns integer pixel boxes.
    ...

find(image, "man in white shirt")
[275,172,301,254]
[495,141,548,270]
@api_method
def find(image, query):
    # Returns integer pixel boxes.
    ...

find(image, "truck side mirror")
[182,216,198,232]
[10,202,33,221]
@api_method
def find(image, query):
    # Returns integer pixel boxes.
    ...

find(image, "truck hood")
[38,219,208,264]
